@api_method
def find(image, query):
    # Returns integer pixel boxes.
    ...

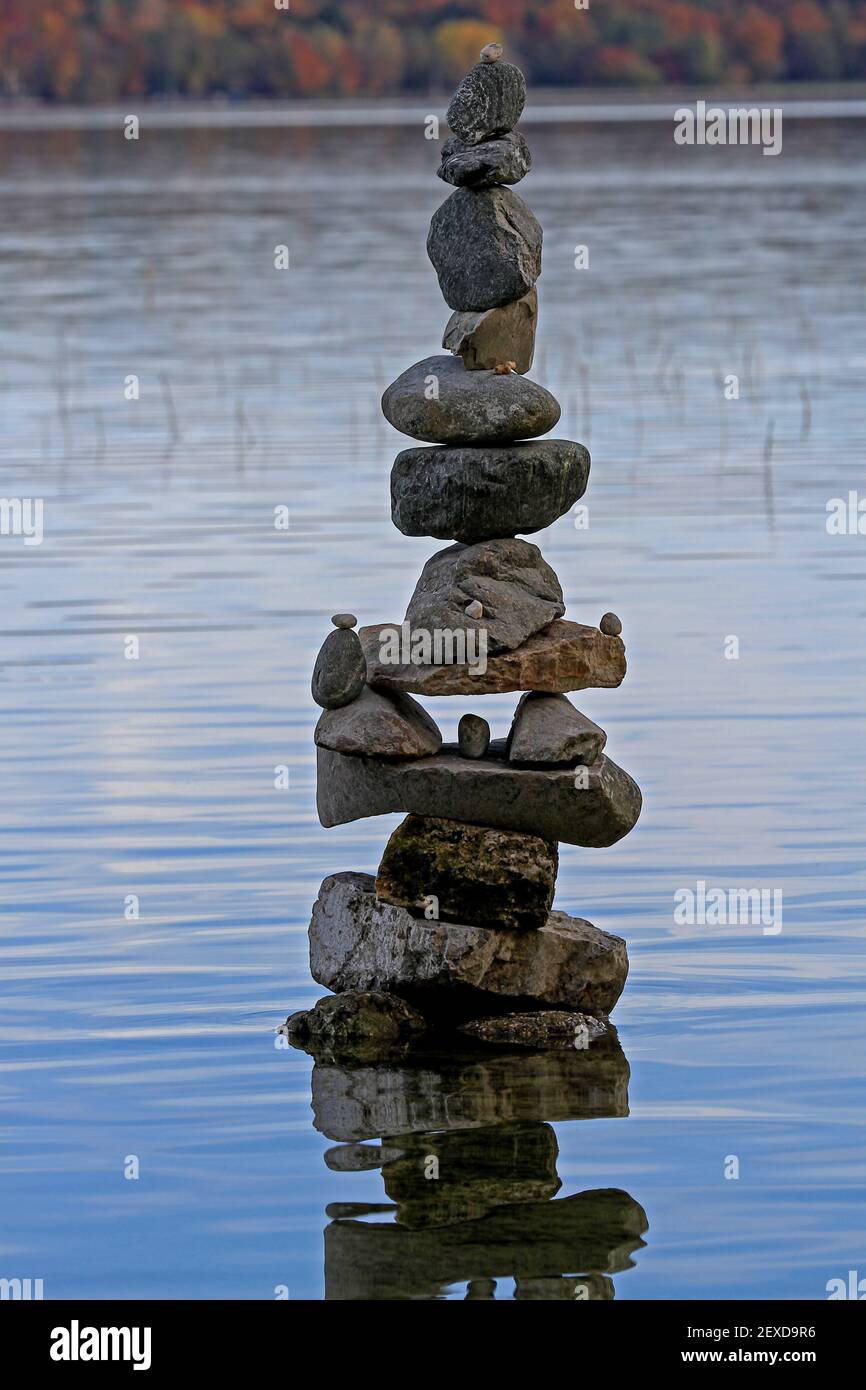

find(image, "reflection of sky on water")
[0,107,863,1298]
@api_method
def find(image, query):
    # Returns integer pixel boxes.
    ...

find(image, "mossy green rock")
[376,814,558,932]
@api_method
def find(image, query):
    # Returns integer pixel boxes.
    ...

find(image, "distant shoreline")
[3,83,866,131]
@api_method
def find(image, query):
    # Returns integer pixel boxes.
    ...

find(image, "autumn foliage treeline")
[1,1,865,101]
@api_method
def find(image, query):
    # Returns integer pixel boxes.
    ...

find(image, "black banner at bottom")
[2,1298,861,1375]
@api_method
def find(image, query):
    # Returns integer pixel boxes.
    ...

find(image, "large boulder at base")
[381,354,559,446]
[376,815,558,932]
[446,60,527,144]
[428,187,542,312]
[316,741,642,848]
[438,130,532,190]
[360,618,627,697]
[391,438,589,543]
[507,692,606,767]
[315,686,441,759]
[443,288,537,373]
[403,537,564,656]
[308,871,629,1020]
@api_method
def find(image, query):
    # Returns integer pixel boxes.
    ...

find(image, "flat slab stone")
[315,686,441,759]
[438,130,532,189]
[391,438,589,543]
[309,872,629,1019]
[443,288,537,373]
[459,1011,608,1050]
[404,538,564,656]
[446,61,526,143]
[316,742,641,847]
[360,618,626,697]
[376,814,557,932]
[428,187,542,312]
[381,354,559,446]
[507,692,606,766]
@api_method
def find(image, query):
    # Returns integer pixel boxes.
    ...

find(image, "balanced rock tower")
[289,48,642,1057]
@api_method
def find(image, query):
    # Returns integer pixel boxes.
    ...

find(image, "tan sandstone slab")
[359,618,626,697]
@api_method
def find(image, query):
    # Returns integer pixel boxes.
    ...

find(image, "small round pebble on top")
[480,43,503,64]
[600,612,622,637]
[331,613,358,630]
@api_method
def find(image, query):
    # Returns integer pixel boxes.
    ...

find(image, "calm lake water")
[0,104,864,1300]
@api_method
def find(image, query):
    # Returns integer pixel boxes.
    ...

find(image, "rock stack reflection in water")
[302,1036,647,1300]
[297,44,642,1059]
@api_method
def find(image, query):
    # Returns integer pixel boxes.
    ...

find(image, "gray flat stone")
[309,871,629,1019]
[375,814,557,932]
[360,618,626,697]
[443,288,537,373]
[438,130,532,189]
[391,438,589,543]
[446,61,526,143]
[311,626,366,709]
[404,538,564,656]
[315,685,441,759]
[316,741,642,848]
[382,354,559,446]
[428,187,542,312]
[459,1011,608,1050]
[507,692,607,767]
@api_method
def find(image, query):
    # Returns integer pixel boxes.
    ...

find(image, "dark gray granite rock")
[284,990,427,1062]
[375,815,557,932]
[381,354,559,446]
[391,438,589,543]
[459,1011,609,1050]
[309,871,628,1019]
[457,713,490,759]
[438,130,532,189]
[360,618,626,697]
[404,537,563,656]
[316,743,642,847]
[507,692,606,767]
[315,685,441,759]
[446,60,526,143]
[600,611,623,636]
[443,288,537,373]
[311,625,366,709]
[428,187,542,312]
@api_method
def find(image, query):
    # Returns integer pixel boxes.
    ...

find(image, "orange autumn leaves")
[0,0,864,101]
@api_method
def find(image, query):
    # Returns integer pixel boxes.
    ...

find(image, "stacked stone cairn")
[287,46,643,1059]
